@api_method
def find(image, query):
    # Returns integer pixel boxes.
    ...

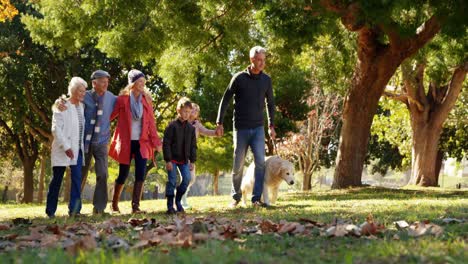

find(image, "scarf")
[130,92,143,120]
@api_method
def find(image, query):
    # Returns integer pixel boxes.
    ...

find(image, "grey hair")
[68,77,88,96]
[249,46,266,58]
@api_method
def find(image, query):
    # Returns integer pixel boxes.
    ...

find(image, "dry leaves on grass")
[393,220,444,237]
[0,214,455,254]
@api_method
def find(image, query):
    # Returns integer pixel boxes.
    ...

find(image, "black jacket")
[216,67,275,129]
[163,119,197,163]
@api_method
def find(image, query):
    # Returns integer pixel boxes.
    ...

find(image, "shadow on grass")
[282,187,467,201]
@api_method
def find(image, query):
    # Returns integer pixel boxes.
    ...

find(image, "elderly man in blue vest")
[82,70,117,214]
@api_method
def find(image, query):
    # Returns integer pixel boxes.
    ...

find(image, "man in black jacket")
[216,46,276,208]
[163,97,197,214]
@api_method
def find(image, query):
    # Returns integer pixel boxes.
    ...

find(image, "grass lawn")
[0,187,467,263]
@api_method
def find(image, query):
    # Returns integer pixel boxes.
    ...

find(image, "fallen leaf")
[64,235,97,255]
[298,218,325,227]
[407,222,428,237]
[441,218,464,224]
[344,224,361,237]
[278,222,297,234]
[40,234,59,248]
[106,235,129,250]
[326,225,347,237]
[258,220,278,233]
[193,233,210,242]
[394,220,409,229]
[0,223,10,231]
[428,223,443,237]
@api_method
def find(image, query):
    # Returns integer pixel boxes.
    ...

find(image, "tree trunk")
[434,150,443,185]
[403,61,467,187]
[37,154,47,203]
[410,123,442,186]
[22,157,35,203]
[332,63,397,188]
[332,26,406,189]
[302,172,312,191]
[2,186,8,202]
[213,169,219,195]
[326,10,441,189]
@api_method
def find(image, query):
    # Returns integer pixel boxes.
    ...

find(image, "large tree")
[256,0,466,188]
[383,37,467,186]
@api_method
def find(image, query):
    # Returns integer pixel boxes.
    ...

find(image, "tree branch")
[432,60,468,126]
[401,61,427,112]
[24,117,52,143]
[320,1,364,31]
[377,19,403,47]
[400,15,441,58]
[383,91,408,103]
[24,81,51,126]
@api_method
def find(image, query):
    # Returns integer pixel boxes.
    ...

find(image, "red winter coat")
[109,94,162,165]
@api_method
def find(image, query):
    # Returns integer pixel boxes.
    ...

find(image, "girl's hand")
[166,162,173,171]
[189,163,194,171]
[152,156,158,169]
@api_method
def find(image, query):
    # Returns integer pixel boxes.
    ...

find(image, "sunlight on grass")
[0,187,466,263]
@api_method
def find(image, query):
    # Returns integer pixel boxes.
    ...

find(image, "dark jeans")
[116,140,147,184]
[165,162,191,197]
[231,126,265,203]
[46,150,83,216]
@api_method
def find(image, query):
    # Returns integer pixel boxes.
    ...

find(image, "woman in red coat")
[109,69,162,213]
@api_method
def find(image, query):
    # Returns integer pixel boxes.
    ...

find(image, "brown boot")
[112,183,125,213]
[132,181,146,214]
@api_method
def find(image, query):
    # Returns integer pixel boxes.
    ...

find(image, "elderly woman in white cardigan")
[46,77,87,218]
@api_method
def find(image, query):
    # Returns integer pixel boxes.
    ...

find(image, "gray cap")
[90,70,110,80]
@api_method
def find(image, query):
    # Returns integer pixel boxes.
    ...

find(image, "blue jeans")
[116,140,147,184]
[165,162,191,197]
[231,126,265,202]
[46,150,83,216]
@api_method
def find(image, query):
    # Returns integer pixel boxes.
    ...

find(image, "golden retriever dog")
[241,155,295,206]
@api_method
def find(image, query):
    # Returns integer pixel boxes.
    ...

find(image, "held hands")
[189,163,194,171]
[268,126,276,140]
[65,149,74,159]
[166,162,173,171]
[215,124,224,137]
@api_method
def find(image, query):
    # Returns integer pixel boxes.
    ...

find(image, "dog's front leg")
[263,184,270,206]
[271,187,278,204]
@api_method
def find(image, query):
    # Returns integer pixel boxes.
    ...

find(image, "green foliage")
[196,127,233,175]
[371,98,412,169]
[440,89,468,161]
[22,0,256,92]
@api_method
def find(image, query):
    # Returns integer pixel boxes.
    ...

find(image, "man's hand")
[55,97,68,112]
[189,163,194,171]
[268,126,276,140]
[65,149,74,159]
[166,162,173,171]
[215,124,224,137]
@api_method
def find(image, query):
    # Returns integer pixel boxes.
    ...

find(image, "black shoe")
[92,208,109,216]
[166,208,177,215]
[69,212,83,218]
[252,201,268,208]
